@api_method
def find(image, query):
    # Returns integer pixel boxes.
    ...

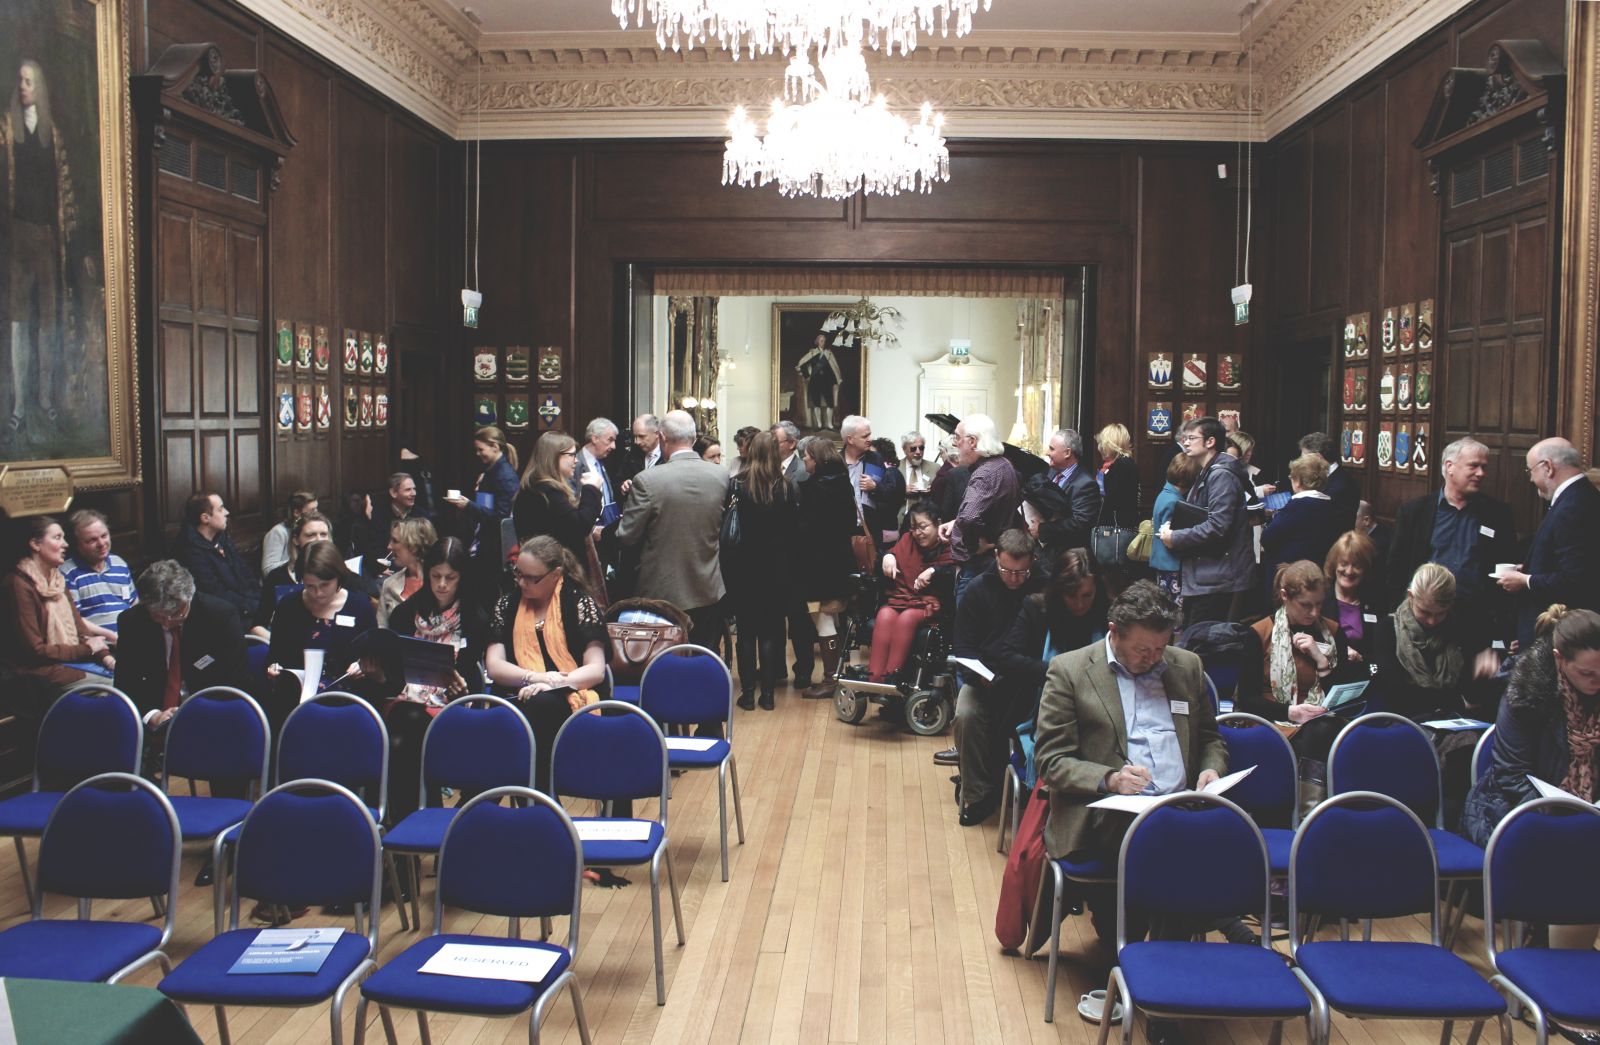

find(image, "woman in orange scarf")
[0,515,115,687]
[484,535,608,793]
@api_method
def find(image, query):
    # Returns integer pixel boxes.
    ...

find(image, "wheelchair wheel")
[835,685,868,724]
[905,689,952,736]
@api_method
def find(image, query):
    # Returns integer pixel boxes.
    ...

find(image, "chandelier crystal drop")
[611,0,992,61]
[722,46,950,199]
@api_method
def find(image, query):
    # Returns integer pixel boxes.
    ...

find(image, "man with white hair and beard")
[939,413,1021,611]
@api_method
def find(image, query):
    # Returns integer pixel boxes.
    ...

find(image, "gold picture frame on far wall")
[772,302,868,437]
[0,0,139,488]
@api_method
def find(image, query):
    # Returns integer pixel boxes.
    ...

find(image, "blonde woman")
[513,431,605,566]
[378,516,438,627]
[1095,423,1139,530]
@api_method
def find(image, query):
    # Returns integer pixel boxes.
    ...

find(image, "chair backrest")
[638,644,733,737]
[1117,793,1272,952]
[436,786,584,954]
[418,695,535,800]
[278,693,388,819]
[1289,791,1439,952]
[232,779,381,950]
[1472,724,1497,784]
[1327,712,1443,827]
[551,700,669,815]
[37,772,180,941]
[243,639,271,684]
[163,687,270,793]
[1218,713,1300,828]
[34,684,142,791]
[1484,796,1600,963]
[1206,661,1241,703]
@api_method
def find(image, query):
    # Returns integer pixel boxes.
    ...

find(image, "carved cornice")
[238,0,1476,142]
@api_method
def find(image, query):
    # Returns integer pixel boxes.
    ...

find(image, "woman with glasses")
[514,431,606,586]
[865,502,955,684]
[484,535,608,792]
[252,509,333,638]
[264,541,377,724]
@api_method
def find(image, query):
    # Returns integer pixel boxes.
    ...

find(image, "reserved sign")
[418,943,561,983]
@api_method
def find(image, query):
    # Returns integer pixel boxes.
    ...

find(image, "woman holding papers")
[264,542,378,724]
[377,517,436,628]
[252,510,332,637]
[1464,607,1600,861]
[484,535,608,793]
[1235,561,1358,763]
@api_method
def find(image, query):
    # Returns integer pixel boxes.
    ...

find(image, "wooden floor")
[0,677,1546,1045]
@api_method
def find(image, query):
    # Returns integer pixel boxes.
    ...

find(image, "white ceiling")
[455,0,1257,39]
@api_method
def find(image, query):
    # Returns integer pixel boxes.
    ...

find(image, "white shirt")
[1103,637,1185,796]
[1551,473,1583,509]
[580,447,613,504]
[23,105,37,134]
[781,452,798,475]
[644,446,661,469]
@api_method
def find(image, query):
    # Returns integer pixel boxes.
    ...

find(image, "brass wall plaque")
[0,467,75,517]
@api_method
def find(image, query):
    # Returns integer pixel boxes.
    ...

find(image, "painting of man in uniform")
[773,304,865,436]
[0,0,109,461]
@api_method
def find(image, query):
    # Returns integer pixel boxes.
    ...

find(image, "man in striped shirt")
[62,508,137,630]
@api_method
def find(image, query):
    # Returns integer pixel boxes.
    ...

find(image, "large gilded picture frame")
[772,302,867,435]
[0,0,139,488]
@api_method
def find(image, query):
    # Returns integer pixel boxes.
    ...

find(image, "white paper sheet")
[298,649,324,703]
[574,819,653,841]
[1527,775,1600,806]
[344,555,363,574]
[948,656,994,682]
[1422,717,1491,732]
[1087,765,1256,813]
[417,942,561,984]
[664,737,719,752]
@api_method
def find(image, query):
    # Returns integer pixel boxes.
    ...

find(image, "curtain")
[654,265,1070,299]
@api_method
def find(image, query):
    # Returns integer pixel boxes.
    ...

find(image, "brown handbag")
[602,597,691,684]
[851,504,877,573]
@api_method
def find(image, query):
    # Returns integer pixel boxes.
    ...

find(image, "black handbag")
[719,480,742,555]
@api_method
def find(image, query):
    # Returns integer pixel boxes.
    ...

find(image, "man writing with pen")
[1033,580,1242,986]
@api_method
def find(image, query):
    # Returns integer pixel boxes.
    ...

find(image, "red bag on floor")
[994,781,1050,952]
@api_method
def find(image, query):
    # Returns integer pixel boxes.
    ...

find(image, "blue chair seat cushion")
[573,818,664,866]
[159,928,371,1004]
[1430,829,1485,879]
[0,792,64,835]
[1295,942,1505,1017]
[166,796,254,841]
[1054,855,1115,881]
[1119,942,1310,1017]
[0,921,164,982]
[612,685,640,705]
[1262,828,1294,876]
[383,808,458,853]
[359,934,571,1015]
[1496,948,1600,1025]
[665,738,730,769]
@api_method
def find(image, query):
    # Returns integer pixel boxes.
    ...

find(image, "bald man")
[1498,437,1600,646]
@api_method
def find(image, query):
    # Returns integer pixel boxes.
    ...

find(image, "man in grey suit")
[618,409,728,650]
[1032,581,1229,954]
[772,420,807,486]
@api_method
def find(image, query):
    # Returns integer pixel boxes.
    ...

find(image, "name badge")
[1169,700,1189,716]
[1479,525,1496,538]
[193,655,215,670]
[335,614,356,627]
[1363,613,1378,623]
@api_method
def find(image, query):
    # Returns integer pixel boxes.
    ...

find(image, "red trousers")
[868,606,928,682]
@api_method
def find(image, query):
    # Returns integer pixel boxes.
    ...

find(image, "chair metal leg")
[416,1009,433,1045]
[1044,864,1065,1023]
[149,896,164,918]
[353,997,368,1045]
[214,1007,232,1045]
[1497,1012,1514,1045]
[1268,1020,1285,1045]
[1464,1019,1486,1045]
[716,761,730,883]
[12,836,34,910]
[570,975,594,1045]
[1362,918,1373,942]
[408,855,423,930]
[996,770,1013,855]
[1440,1020,1453,1045]
[378,1005,398,1045]
[383,852,411,932]
[664,846,685,945]
[649,855,666,1005]
[729,756,746,845]
[541,915,552,941]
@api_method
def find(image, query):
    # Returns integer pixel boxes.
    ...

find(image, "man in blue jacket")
[171,491,259,624]
[1158,417,1253,626]
[1497,437,1600,646]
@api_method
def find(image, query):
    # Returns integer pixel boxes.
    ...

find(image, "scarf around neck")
[1393,600,1463,691]
[19,558,77,648]
[1560,666,1600,802]
[1268,606,1328,706]
[512,574,597,704]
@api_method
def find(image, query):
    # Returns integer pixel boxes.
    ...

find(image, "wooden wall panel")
[1310,108,1351,313]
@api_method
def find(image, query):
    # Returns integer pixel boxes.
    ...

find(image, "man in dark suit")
[171,491,259,622]
[1497,438,1600,646]
[1301,432,1358,531]
[1040,427,1102,553]
[1355,500,1392,571]
[114,560,249,724]
[617,409,728,649]
[771,420,807,486]
[1387,436,1517,632]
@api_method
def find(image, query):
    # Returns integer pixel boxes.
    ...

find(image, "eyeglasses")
[514,569,553,585]
[997,564,1032,580]
[560,449,577,457]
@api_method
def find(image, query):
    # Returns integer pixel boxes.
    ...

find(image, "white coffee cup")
[447,489,462,500]
[1493,563,1517,578]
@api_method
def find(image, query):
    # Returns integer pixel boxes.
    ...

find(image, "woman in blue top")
[443,426,521,588]
[1150,452,1201,607]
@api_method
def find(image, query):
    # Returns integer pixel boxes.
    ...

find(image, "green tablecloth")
[0,978,200,1044]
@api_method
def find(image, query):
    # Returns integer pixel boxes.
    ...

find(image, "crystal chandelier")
[822,297,902,349]
[611,0,992,60]
[723,46,949,199]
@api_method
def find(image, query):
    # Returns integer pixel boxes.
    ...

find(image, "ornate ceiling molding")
[238,0,1474,142]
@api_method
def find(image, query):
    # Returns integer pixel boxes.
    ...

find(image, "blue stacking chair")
[0,682,142,909]
[1472,725,1498,784]
[1327,712,1485,947]
[243,635,271,687]
[1482,796,1600,1045]
[1037,849,1117,1020]
[1219,712,1300,877]
[1089,792,1311,1044]
[382,694,535,931]
[160,779,383,1045]
[354,787,593,1045]
[0,772,179,983]
[638,644,745,882]
[1289,791,1506,1045]
[551,700,684,1005]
